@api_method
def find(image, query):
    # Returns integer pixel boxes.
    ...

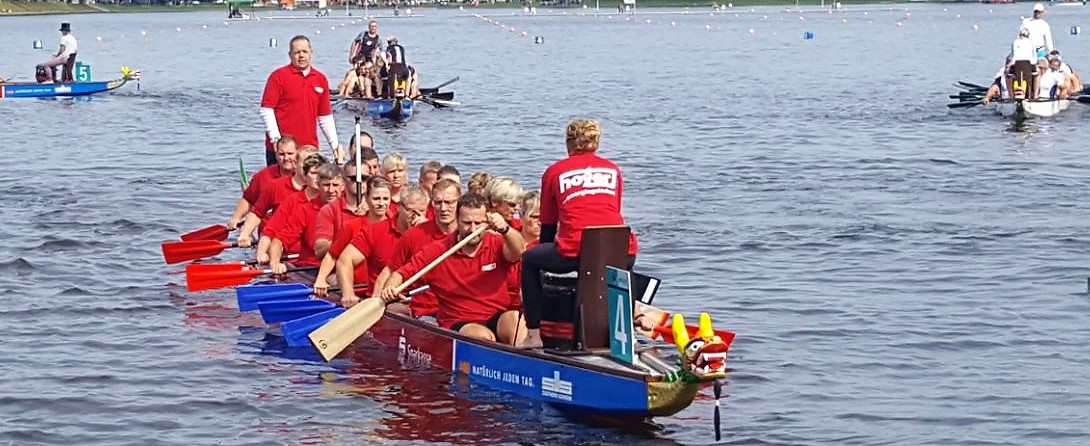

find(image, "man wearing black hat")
[36,23,78,83]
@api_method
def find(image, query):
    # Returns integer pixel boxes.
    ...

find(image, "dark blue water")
[3,4,1090,445]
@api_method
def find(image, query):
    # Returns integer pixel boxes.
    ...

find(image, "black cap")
[59,22,71,32]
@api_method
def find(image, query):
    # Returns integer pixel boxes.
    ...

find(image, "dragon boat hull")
[362,310,702,417]
[994,98,1071,120]
[334,97,414,120]
[272,264,733,417]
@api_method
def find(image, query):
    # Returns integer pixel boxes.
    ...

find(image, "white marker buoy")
[270,37,277,47]
[534,36,544,44]
[33,39,42,49]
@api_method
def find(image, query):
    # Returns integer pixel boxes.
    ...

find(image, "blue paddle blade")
[258,299,337,324]
[282,308,346,348]
[236,283,314,312]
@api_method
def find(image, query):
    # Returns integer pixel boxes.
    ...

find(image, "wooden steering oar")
[308,225,487,361]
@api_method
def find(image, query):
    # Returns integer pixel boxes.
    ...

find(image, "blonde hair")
[296,144,319,162]
[565,118,601,153]
[381,152,407,173]
[484,176,524,205]
[1019,27,1030,38]
[520,190,540,215]
[467,171,493,195]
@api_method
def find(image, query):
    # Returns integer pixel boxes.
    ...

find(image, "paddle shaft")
[354,117,362,207]
[394,225,487,294]
[428,75,459,92]
[947,100,983,109]
[309,225,488,361]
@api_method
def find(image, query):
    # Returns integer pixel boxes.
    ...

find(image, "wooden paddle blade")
[180,224,231,242]
[258,299,336,324]
[236,283,314,311]
[308,298,388,360]
[284,308,346,348]
[161,240,233,264]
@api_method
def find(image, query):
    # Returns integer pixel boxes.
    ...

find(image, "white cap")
[1033,3,1045,12]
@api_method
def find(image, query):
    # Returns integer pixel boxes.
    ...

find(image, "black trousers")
[520,242,634,329]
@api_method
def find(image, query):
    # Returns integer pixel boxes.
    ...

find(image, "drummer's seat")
[57,53,77,83]
[539,226,633,352]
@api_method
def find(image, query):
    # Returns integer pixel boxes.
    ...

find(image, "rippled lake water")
[2,4,1090,445]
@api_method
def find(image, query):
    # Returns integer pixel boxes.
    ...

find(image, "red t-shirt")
[260,64,333,152]
[349,218,404,287]
[387,221,452,317]
[540,153,638,257]
[505,239,538,311]
[252,176,303,221]
[396,233,515,329]
[330,217,374,284]
[263,191,324,266]
[314,197,365,243]
[243,165,286,206]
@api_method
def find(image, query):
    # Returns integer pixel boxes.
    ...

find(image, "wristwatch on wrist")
[498,225,510,235]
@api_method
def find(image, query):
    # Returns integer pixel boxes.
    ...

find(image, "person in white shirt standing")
[36,22,78,84]
[1022,4,1054,60]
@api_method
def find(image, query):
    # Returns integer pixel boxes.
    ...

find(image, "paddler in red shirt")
[259,35,343,166]
[377,194,527,344]
[483,176,524,232]
[227,135,298,231]
[336,185,428,308]
[313,176,389,297]
[267,163,345,273]
[375,178,462,323]
[517,118,639,349]
[505,191,541,311]
[236,147,321,253]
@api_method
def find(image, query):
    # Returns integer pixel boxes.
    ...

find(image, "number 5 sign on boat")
[606,266,635,364]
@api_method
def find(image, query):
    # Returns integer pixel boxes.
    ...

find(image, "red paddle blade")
[180,224,231,242]
[184,264,266,292]
[161,240,233,264]
[186,273,260,292]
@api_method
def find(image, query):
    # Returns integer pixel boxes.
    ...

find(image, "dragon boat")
[224,226,735,418]
[330,77,459,121]
[0,67,139,99]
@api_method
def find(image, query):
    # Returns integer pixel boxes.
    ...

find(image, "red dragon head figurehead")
[672,312,729,381]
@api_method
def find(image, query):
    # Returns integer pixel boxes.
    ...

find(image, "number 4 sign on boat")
[606,266,635,364]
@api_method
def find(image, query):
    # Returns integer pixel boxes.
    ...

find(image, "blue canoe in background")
[1,68,139,99]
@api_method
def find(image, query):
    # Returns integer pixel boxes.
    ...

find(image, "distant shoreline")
[0,0,956,17]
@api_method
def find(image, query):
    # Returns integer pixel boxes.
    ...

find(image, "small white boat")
[994,98,1071,120]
